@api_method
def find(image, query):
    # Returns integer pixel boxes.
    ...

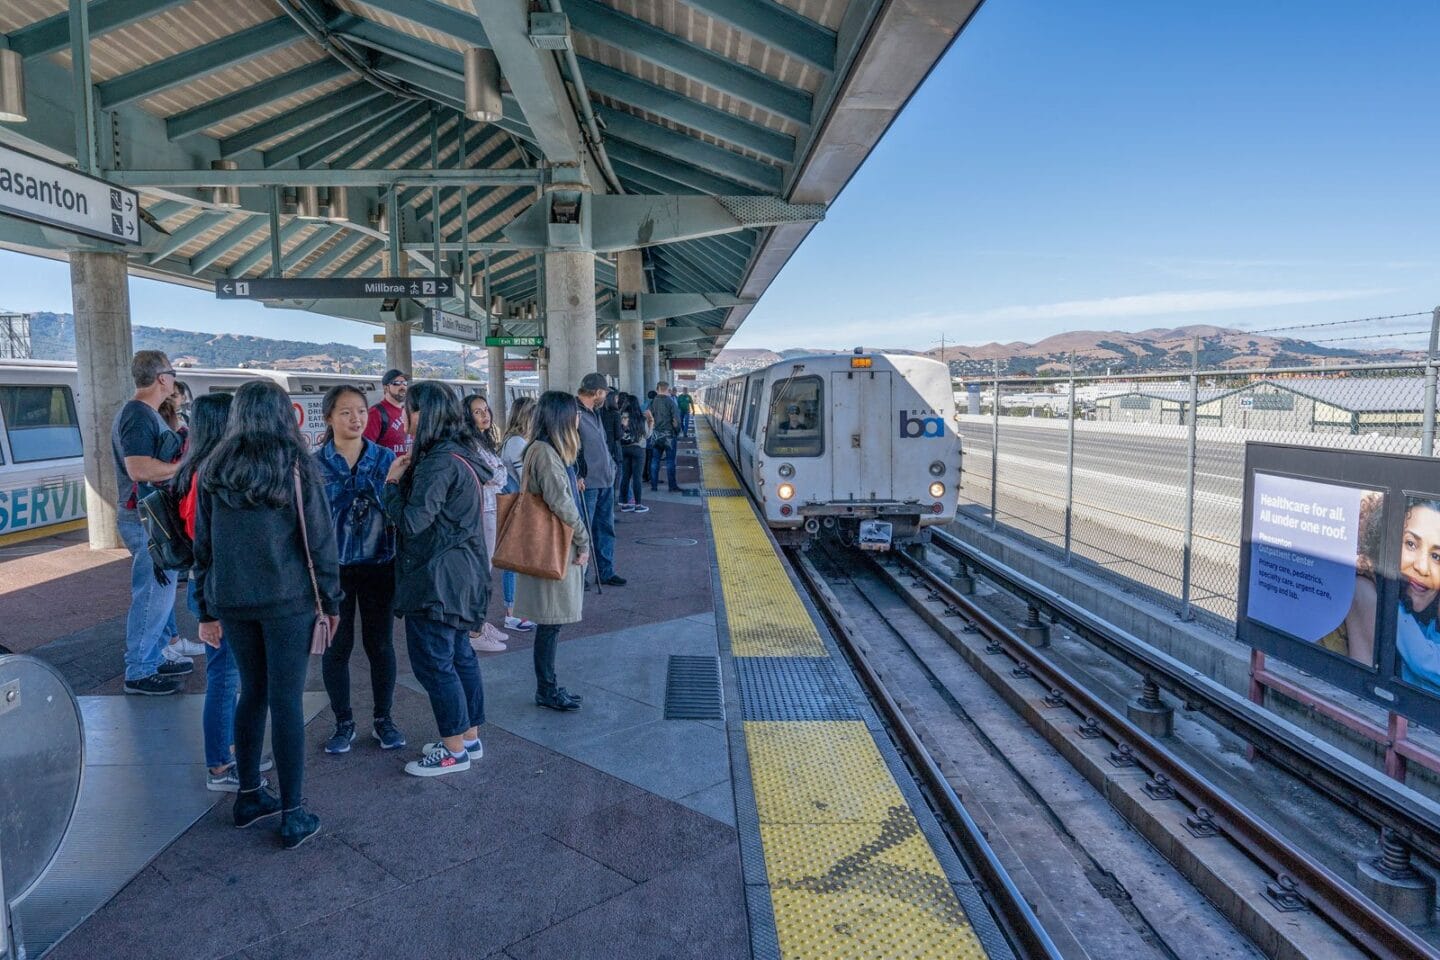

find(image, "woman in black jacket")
[383,382,492,777]
[194,380,341,850]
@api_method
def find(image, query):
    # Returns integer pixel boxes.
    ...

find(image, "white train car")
[704,351,960,548]
[0,359,535,542]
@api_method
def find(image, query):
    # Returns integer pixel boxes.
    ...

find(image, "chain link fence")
[955,361,1434,628]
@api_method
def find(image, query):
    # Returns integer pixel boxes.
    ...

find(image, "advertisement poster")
[1245,473,1383,665]
[1395,495,1440,694]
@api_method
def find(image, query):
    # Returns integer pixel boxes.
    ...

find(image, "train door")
[830,370,893,501]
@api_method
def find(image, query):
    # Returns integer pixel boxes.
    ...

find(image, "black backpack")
[139,486,194,571]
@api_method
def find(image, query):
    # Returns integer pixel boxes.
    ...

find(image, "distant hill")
[23,312,483,379]
[923,324,1421,376]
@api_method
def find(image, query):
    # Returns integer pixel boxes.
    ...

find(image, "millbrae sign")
[899,409,944,438]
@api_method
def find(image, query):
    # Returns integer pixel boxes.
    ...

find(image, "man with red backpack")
[364,369,410,453]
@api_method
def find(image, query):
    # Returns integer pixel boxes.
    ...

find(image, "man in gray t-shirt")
[577,373,625,586]
[111,350,188,696]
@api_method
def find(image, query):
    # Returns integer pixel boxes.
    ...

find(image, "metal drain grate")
[735,657,859,721]
[664,656,725,720]
[702,488,746,497]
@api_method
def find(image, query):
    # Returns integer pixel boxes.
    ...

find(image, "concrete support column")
[544,250,597,396]
[487,345,507,427]
[385,319,412,376]
[616,250,645,396]
[70,251,132,550]
[643,327,659,395]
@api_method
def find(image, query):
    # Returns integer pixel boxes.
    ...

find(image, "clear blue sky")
[3,0,1438,354]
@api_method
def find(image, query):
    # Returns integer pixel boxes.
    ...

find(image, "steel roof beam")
[413,133,522,222]
[146,210,232,264]
[577,59,793,164]
[295,100,426,169]
[187,216,264,274]
[472,2,588,172]
[564,0,811,125]
[165,61,352,141]
[665,238,742,283]
[9,0,192,59]
[263,224,342,278]
[371,58,536,144]
[442,187,534,243]
[327,104,432,170]
[652,249,723,292]
[333,238,383,277]
[97,18,303,109]
[226,218,307,279]
[299,231,369,277]
[340,0,489,48]
[678,0,836,72]
[110,168,545,188]
[219,84,386,158]
[263,98,410,167]
[597,107,780,192]
[605,141,754,196]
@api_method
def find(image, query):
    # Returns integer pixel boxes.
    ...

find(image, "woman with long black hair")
[193,380,341,849]
[317,385,405,755]
[383,382,492,776]
[512,390,591,711]
[173,393,252,791]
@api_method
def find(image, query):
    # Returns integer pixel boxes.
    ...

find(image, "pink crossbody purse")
[294,470,333,655]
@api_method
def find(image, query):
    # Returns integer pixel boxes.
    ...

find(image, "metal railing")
[956,353,1436,627]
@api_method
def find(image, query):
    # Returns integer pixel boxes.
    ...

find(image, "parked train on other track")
[0,359,533,542]
[705,351,960,550]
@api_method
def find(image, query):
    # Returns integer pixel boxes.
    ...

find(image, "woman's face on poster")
[1401,505,1440,612]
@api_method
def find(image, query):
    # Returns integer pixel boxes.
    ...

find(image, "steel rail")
[785,547,1064,960]
[901,538,1438,959]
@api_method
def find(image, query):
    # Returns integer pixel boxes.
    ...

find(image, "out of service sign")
[0,142,140,244]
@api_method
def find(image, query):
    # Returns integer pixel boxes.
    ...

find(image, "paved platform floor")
[9,439,751,959]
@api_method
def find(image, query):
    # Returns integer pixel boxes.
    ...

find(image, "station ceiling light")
[325,187,349,223]
[0,50,26,123]
[464,48,502,122]
[490,294,504,316]
[296,186,323,220]
[209,160,240,208]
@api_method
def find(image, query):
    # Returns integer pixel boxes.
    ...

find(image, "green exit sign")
[485,336,544,347]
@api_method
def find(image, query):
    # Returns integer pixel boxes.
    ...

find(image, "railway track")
[783,534,1440,959]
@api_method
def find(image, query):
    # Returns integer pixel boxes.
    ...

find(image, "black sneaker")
[234,787,282,828]
[124,674,181,696]
[372,717,407,750]
[535,689,581,711]
[601,575,627,586]
[279,805,321,850]
[157,658,193,677]
[323,720,356,755]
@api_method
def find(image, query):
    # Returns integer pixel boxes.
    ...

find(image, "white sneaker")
[161,643,194,665]
[404,745,471,777]
[469,626,507,652]
[504,617,536,631]
[423,739,483,760]
[631,504,650,514]
[171,637,207,657]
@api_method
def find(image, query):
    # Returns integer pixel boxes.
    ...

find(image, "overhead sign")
[214,276,454,300]
[0,142,139,245]
[422,308,480,342]
[504,359,537,371]
[669,358,706,371]
[485,335,544,347]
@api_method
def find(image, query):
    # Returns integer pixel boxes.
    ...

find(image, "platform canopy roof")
[0,0,980,358]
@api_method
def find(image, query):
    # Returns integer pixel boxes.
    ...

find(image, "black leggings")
[226,611,314,810]
[620,446,645,504]
[322,562,397,723]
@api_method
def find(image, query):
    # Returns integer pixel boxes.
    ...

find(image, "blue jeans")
[117,511,178,682]
[406,615,485,738]
[187,579,238,769]
[503,570,517,609]
[680,412,692,436]
[649,439,678,490]
[582,485,617,580]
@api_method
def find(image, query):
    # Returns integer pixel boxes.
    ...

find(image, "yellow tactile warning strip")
[701,422,988,959]
[697,429,741,489]
[708,496,826,657]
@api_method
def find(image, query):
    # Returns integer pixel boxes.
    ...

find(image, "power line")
[1308,329,1429,344]
[1245,311,1430,335]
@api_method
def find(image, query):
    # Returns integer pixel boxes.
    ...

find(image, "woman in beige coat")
[512,391,591,711]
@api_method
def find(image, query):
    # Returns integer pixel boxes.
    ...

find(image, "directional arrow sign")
[0,142,140,245]
[485,335,544,347]
[214,276,454,300]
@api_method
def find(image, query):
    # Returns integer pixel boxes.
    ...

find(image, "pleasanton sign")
[0,143,140,245]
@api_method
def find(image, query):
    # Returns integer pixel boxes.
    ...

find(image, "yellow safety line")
[700,421,988,959]
[0,518,87,548]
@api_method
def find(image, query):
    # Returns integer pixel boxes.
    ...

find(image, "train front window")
[764,376,823,457]
[0,385,83,463]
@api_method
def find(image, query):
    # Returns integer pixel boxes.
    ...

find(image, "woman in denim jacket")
[315,385,406,755]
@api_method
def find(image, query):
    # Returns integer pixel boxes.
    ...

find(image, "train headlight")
[929,481,946,498]
[778,463,795,478]
[777,482,795,501]
[929,460,946,477]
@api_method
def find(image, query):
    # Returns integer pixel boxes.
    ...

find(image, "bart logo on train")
[899,409,945,438]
